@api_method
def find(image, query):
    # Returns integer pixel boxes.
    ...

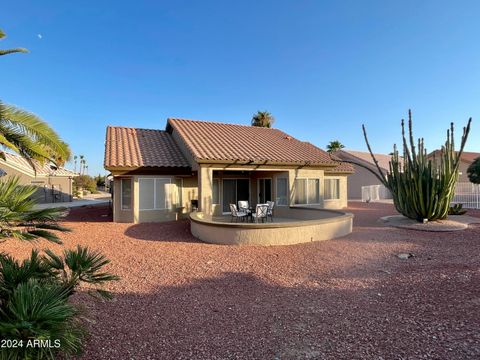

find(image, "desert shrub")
[0,176,118,359]
[342,111,472,222]
[0,247,119,359]
[467,157,480,184]
[73,175,97,193]
[448,203,467,215]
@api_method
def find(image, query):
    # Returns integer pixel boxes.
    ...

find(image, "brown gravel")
[1,202,479,359]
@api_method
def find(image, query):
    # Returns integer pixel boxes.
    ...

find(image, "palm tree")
[251,111,275,128]
[79,155,85,175]
[73,155,78,173]
[0,29,71,167]
[326,140,345,153]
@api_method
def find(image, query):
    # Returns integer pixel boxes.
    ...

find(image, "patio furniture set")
[229,201,275,223]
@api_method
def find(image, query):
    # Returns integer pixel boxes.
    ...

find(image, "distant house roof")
[428,150,480,164]
[335,150,395,172]
[0,152,76,177]
[104,126,190,169]
[166,118,339,167]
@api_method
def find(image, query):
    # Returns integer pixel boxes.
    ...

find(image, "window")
[139,179,154,209]
[294,178,321,205]
[212,179,220,204]
[138,178,182,210]
[324,178,340,200]
[121,178,132,210]
[276,177,288,205]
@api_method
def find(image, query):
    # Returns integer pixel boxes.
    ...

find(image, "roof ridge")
[107,125,166,132]
[168,117,282,131]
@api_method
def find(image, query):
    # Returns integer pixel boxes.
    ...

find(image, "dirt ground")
[1,202,479,360]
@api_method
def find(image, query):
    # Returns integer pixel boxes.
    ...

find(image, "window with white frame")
[139,178,181,210]
[212,178,220,204]
[121,178,132,210]
[324,178,340,200]
[294,178,320,204]
[276,177,288,205]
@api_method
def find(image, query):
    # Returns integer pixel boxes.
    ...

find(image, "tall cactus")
[344,111,472,222]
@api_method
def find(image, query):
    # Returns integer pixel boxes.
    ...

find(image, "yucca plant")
[0,247,118,359]
[342,111,472,222]
[0,176,70,243]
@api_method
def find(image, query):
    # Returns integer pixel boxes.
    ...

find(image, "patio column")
[198,165,213,215]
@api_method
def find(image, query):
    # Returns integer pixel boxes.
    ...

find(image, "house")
[104,118,353,223]
[0,152,77,203]
[427,150,480,182]
[333,150,393,200]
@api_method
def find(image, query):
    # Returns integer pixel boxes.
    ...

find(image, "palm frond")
[1,103,71,164]
[0,48,28,56]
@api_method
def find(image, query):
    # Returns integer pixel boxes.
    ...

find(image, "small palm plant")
[0,247,119,359]
[0,176,70,243]
[343,111,472,222]
[251,111,275,128]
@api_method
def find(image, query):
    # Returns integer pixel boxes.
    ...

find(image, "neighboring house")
[0,152,77,203]
[334,150,394,200]
[427,150,480,182]
[104,118,354,223]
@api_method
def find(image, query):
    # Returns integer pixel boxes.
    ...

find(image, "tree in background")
[73,155,78,173]
[251,111,275,128]
[73,175,97,193]
[0,29,71,167]
[326,140,345,153]
[95,174,106,187]
[79,155,85,174]
[467,157,480,184]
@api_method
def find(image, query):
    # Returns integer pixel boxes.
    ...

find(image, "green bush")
[0,247,119,359]
[73,175,97,193]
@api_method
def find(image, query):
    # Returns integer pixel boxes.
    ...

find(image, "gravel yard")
[2,202,480,359]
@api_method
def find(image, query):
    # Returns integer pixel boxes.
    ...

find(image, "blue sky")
[1,0,479,175]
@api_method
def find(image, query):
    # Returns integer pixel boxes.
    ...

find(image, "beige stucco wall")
[113,174,198,223]
[459,160,471,182]
[346,165,383,199]
[190,208,353,246]
[0,163,73,203]
[112,165,350,223]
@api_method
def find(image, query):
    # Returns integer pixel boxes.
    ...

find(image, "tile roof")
[428,150,480,164]
[104,126,190,169]
[167,118,338,166]
[335,150,395,171]
[0,152,76,177]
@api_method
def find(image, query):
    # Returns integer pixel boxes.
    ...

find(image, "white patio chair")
[230,204,247,222]
[252,204,268,223]
[238,200,250,214]
[266,201,275,222]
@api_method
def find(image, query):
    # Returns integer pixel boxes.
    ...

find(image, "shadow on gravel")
[79,271,480,360]
[124,220,201,243]
[63,205,113,223]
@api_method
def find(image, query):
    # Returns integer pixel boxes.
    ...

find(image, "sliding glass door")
[257,178,272,204]
[222,179,250,212]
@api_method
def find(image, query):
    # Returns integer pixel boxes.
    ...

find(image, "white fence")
[361,185,392,202]
[361,182,480,209]
[452,182,480,209]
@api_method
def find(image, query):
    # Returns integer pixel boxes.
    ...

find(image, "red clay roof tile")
[104,126,190,168]
[167,118,338,166]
